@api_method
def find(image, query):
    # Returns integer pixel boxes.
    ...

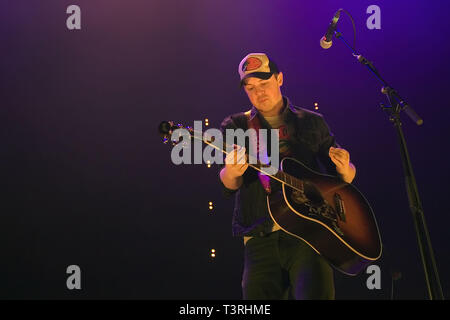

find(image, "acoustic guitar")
[159,121,382,275]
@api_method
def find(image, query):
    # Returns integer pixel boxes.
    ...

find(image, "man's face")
[243,73,283,115]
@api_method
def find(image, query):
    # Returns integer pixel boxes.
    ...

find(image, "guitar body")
[158,121,382,276]
[267,157,382,276]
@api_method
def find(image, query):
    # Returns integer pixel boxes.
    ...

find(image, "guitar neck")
[195,128,305,192]
[225,145,305,193]
[273,170,304,192]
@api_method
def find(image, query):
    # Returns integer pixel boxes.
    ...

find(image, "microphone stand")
[333,29,444,300]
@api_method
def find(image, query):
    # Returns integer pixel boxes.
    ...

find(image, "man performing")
[219,53,356,299]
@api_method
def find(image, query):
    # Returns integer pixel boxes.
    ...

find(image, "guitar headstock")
[158,121,194,146]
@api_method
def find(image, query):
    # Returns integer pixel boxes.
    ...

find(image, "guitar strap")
[245,111,272,194]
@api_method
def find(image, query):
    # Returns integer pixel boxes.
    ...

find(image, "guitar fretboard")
[199,129,305,192]
[274,170,304,192]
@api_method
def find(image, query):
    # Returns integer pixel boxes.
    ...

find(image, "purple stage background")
[1,0,449,299]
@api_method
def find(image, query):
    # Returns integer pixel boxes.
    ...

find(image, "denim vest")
[219,96,340,238]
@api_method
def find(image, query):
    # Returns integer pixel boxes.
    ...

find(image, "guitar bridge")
[334,193,346,222]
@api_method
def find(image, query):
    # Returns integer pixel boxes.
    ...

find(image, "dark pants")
[242,230,335,300]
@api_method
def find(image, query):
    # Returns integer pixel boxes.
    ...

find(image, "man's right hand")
[224,145,249,177]
[220,145,248,190]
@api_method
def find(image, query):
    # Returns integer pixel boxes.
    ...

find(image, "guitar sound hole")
[291,189,307,204]
[289,182,324,206]
[303,182,324,205]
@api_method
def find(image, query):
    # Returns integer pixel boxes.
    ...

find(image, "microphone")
[320,10,341,49]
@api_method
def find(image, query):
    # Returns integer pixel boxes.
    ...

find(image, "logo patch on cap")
[242,57,262,72]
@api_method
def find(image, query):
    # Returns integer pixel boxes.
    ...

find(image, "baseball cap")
[238,53,279,87]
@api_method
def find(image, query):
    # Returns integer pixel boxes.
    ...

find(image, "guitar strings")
[186,127,303,192]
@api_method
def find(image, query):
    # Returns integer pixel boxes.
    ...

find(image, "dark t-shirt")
[219,96,341,238]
